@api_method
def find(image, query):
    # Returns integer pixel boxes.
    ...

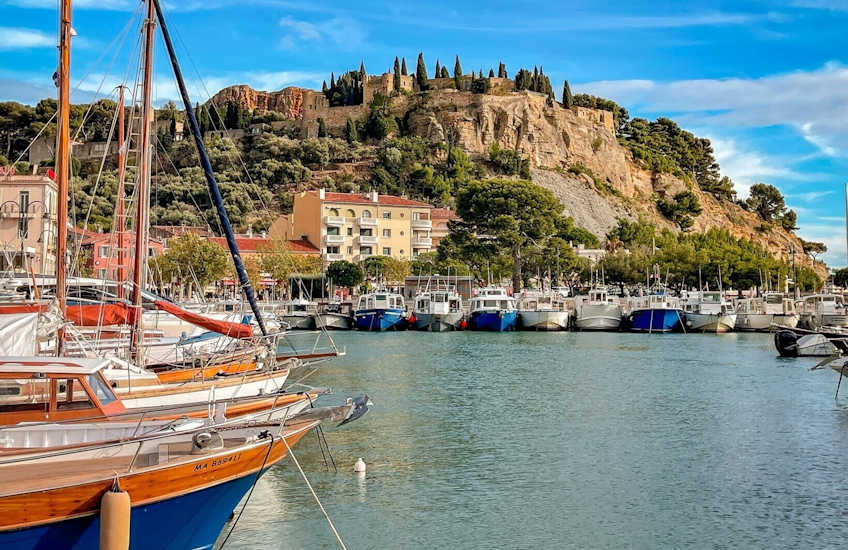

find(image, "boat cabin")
[798,294,844,315]
[283,298,317,316]
[470,288,516,312]
[763,293,795,315]
[0,357,126,424]
[518,293,564,312]
[684,291,732,315]
[588,288,616,305]
[357,292,405,312]
[415,291,462,315]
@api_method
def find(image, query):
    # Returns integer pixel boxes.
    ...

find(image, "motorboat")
[517,291,569,331]
[682,291,737,333]
[735,292,799,331]
[354,291,407,331]
[796,294,848,330]
[575,287,622,331]
[468,287,517,332]
[412,289,464,332]
[628,291,683,333]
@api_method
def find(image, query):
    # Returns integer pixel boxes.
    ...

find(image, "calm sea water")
[220,332,848,549]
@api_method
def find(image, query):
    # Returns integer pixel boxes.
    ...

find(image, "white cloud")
[787,190,835,202]
[576,62,848,158]
[0,27,53,50]
[707,136,805,198]
[797,222,847,267]
[277,16,366,51]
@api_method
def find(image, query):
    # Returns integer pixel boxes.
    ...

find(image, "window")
[346,209,355,217]
[99,245,110,257]
[362,210,372,219]
[56,378,95,410]
[382,247,391,256]
[17,190,29,237]
[87,374,116,406]
[400,231,404,236]
[347,246,353,254]
[327,226,340,235]
[382,229,391,238]
[0,378,48,413]
[329,208,339,216]
[382,211,391,219]
[346,227,353,236]
[326,246,340,254]
[360,246,373,255]
[360,228,373,236]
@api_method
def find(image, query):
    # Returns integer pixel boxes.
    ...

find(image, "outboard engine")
[775,330,800,357]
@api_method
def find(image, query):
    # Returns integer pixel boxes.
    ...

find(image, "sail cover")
[153,299,254,339]
[0,313,38,355]
[65,303,132,326]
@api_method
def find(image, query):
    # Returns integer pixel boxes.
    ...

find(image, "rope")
[282,432,349,550]
[215,434,274,549]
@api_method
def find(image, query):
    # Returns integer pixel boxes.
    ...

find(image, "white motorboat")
[575,287,622,331]
[517,291,569,331]
[412,289,464,332]
[735,292,799,331]
[314,301,353,330]
[683,291,737,333]
[797,294,848,330]
[280,298,318,330]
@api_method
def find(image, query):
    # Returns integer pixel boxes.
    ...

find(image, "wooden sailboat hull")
[0,422,316,550]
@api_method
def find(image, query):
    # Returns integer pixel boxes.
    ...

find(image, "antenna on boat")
[151,0,267,336]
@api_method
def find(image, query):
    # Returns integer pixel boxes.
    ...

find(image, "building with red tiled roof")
[284,188,433,263]
[207,236,319,257]
[150,225,213,243]
[79,231,164,280]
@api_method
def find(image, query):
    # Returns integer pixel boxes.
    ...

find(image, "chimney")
[261,231,267,238]
[319,188,325,199]
[247,226,253,238]
[371,190,379,203]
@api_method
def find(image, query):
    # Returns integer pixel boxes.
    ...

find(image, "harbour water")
[225,332,848,549]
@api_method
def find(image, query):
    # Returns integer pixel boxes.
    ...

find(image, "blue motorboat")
[629,292,683,332]
[468,287,518,332]
[355,291,408,331]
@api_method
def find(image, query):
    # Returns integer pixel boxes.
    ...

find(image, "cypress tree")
[562,80,573,109]
[488,68,495,78]
[401,57,408,76]
[498,62,506,78]
[359,60,366,81]
[321,80,328,94]
[330,72,335,89]
[416,52,428,90]
[453,55,462,90]
[441,66,449,78]
[317,117,327,138]
[435,59,441,78]
[532,66,539,92]
[393,57,401,91]
[344,118,358,143]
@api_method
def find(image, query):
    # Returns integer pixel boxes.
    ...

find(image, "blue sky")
[1,0,847,266]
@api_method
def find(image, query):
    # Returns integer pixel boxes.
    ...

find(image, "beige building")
[0,171,59,276]
[430,207,458,249]
[279,189,433,262]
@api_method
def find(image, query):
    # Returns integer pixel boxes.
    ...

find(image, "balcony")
[413,236,432,247]
[357,253,373,262]
[325,253,344,262]
[358,217,378,227]
[411,218,432,229]
[323,215,345,226]
[358,235,378,245]
[324,234,345,244]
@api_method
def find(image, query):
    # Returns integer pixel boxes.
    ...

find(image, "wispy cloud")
[790,0,848,12]
[706,136,809,198]
[788,190,835,202]
[277,15,366,51]
[0,26,53,50]
[576,62,848,158]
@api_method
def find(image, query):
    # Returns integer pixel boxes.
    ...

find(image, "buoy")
[459,320,467,330]
[354,458,366,473]
[100,479,130,550]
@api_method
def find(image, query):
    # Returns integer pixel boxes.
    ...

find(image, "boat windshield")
[765,294,783,304]
[88,374,117,406]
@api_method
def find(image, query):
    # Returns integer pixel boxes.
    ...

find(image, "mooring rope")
[282,434,349,550]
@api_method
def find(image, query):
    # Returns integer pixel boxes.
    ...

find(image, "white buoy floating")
[353,457,366,473]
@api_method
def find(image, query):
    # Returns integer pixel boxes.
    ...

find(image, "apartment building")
[283,189,433,262]
[0,171,59,276]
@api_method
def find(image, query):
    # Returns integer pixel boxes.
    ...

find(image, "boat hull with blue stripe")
[469,310,517,332]
[354,308,407,331]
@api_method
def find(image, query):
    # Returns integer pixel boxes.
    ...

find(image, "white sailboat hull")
[685,313,737,333]
[518,310,569,331]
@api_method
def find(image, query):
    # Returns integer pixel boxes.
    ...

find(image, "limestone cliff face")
[210,83,822,274]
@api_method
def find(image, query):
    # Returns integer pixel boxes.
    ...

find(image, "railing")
[358,253,373,261]
[411,218,432,229]
[413,236,432,247]
[325,252,344,261]
[358,217,377,227]
[358,235,378,245]
[323,215,345,226]
[324,234,344,244]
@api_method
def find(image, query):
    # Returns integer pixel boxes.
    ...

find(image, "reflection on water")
[221,332,848,549]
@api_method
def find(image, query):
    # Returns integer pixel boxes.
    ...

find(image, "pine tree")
[393,57,401,91]
[416,52,428,90]
[488,68,495,78]
[498,62,506,78]
[317,117,327,138]
[562,80,573,109]
[401,57,408,76]
[453,55,462,90]
[435,59,441,78]
[344,117,358,143]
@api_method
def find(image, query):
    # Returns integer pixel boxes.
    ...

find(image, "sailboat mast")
[131,0,155,360]
[54,0,72,356]
[116,85,126,299]
[151,0,267,336]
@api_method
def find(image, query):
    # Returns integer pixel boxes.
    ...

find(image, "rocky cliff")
[211,83,822,275]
